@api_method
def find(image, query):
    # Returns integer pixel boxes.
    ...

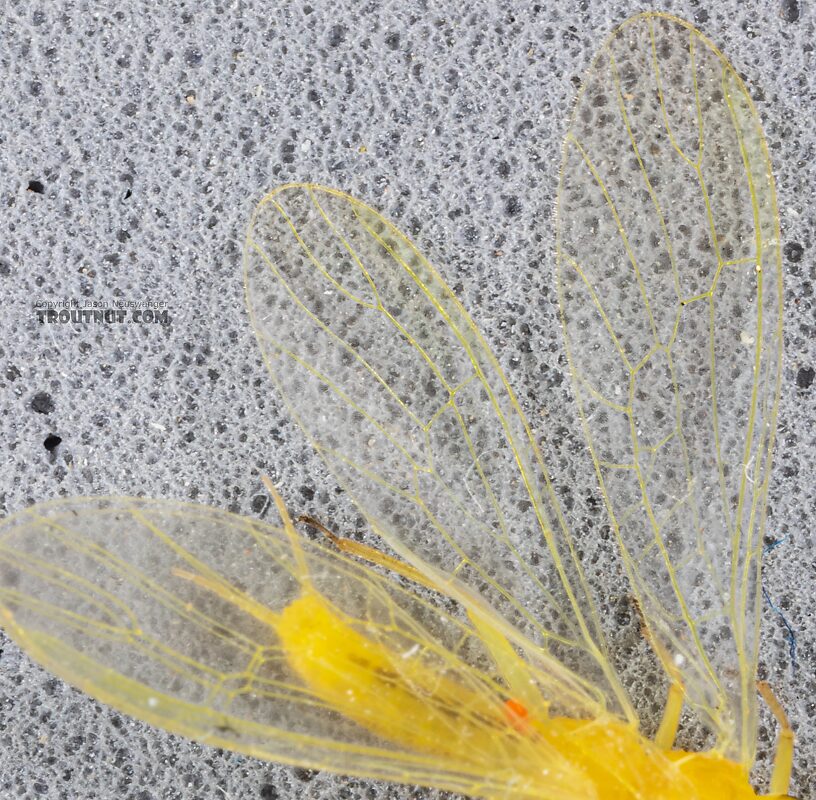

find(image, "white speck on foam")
[402,644,420,659]
[673,653,686,668]
[147,696,159,708]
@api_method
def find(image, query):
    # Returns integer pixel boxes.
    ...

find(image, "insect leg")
[296,514,439,591]
[629,593,685,748]
[757,681,794,797]
[654,679,684,749]
[261,476,309,580]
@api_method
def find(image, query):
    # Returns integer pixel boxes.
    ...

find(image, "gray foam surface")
[0,1,813,799]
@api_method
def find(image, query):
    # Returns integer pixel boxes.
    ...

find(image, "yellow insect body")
[273,593,765,800]
[171,533,772,800]
[0,11,789,800]
[162,500,770,800]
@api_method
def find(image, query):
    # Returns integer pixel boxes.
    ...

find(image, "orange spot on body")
[503,698,529,732]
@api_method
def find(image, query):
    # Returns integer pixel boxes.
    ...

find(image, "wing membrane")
[0,496,595,800]
[244,183,634,721]
[555,12,782,764]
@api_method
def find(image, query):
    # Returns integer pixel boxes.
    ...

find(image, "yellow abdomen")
[277,594,759,800]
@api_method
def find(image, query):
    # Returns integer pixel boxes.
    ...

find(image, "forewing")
[0,496,590,799]
[555,12,782,764]
[244,183,633,721]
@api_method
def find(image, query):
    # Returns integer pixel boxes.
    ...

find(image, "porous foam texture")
[0,1,812,799]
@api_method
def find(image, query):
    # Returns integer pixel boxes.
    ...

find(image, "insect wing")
[555,12,782,764]
[0,496,595,798]
[244,183,634,721]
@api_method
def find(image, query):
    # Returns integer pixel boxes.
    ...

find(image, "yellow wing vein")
[648,19,699,167]
[607,48,682,305]
[565,134,661,348]
[720,61,778,758]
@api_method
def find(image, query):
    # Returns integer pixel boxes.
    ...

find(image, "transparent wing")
[0,496,596,800]
[244,183,635,722]
[555,12,782,765]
